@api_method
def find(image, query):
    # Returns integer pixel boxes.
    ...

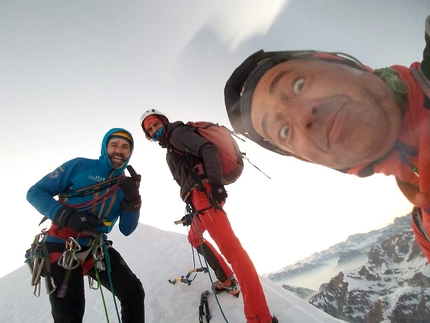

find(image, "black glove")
[210,182,228,205]
[54,206,104,233]
[180,214,192,226]
[118,165,142,212]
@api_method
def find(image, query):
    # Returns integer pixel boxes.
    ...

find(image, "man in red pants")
[140,109,276,323]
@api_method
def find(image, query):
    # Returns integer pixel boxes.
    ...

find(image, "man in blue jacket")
[27,128,145,323]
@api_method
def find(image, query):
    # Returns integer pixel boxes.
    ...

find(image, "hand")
[118,165,142,211]
[181,214,192,226]
[210,182,228,205]
[54,206,104,232]
[118,165,141,200]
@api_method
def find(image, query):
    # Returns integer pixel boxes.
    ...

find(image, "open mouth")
[324,106,344,149]
[111,155,124,163]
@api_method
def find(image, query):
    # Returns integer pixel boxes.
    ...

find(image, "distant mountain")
[266,216,412,283]
[266,215,430,323]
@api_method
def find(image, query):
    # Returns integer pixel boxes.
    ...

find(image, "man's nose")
[288,101,318,129]
[148,127,156,137]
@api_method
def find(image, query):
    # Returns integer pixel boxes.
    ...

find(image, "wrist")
[121,196,142,212]
[210,181,223,188]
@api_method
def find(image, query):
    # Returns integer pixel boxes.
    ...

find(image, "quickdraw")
[57,237,81,270]
[168,267,208,285]
[93,242,106,272]
[24,229,56,297]
[88,236,106,290]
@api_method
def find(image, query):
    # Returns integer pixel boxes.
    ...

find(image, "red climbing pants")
[190,182,272,323]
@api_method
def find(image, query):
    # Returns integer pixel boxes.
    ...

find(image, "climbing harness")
[25,230,121,322]
[58,234,121,322]
[174,203,196,225]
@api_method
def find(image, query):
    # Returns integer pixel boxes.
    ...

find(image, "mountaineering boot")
[213,275,241,296]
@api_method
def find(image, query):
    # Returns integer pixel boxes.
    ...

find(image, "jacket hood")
[100,128,134,174]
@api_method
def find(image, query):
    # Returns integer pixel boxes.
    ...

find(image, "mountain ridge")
[267,215,430,322]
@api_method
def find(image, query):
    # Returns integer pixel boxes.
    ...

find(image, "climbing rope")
[91,235,121,323]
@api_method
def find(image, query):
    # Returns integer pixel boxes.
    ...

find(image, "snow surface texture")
[0,224,345,323]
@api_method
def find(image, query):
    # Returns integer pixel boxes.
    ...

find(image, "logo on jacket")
[88,175,106,182]
[49,170,59,179]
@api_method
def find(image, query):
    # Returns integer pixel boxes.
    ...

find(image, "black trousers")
[48,246,145,323]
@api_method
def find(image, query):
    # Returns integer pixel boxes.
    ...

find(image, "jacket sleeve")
[119,209,139,236]
[171,126,223,184]
[26,159,81,221]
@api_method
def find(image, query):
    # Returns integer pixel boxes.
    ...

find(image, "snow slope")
[0,224,345,323]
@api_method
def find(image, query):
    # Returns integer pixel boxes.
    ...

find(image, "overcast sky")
[1,0,428,278]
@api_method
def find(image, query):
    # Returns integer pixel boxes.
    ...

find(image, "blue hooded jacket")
[27,128,139,244]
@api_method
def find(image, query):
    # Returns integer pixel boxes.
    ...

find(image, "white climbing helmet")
[139,109,168,128]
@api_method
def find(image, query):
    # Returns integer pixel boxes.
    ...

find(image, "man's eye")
[279,125,289,139]
[293,78,305,94]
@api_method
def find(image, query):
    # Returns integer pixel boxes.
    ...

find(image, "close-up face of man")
[250,59,402,170]
[107,138,131,169]
[145,120,163,139]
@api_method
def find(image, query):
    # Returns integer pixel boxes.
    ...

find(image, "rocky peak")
[308,224,430,322]
[267,215,430,322]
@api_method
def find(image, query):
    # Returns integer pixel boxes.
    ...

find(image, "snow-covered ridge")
[1,224,345,323]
